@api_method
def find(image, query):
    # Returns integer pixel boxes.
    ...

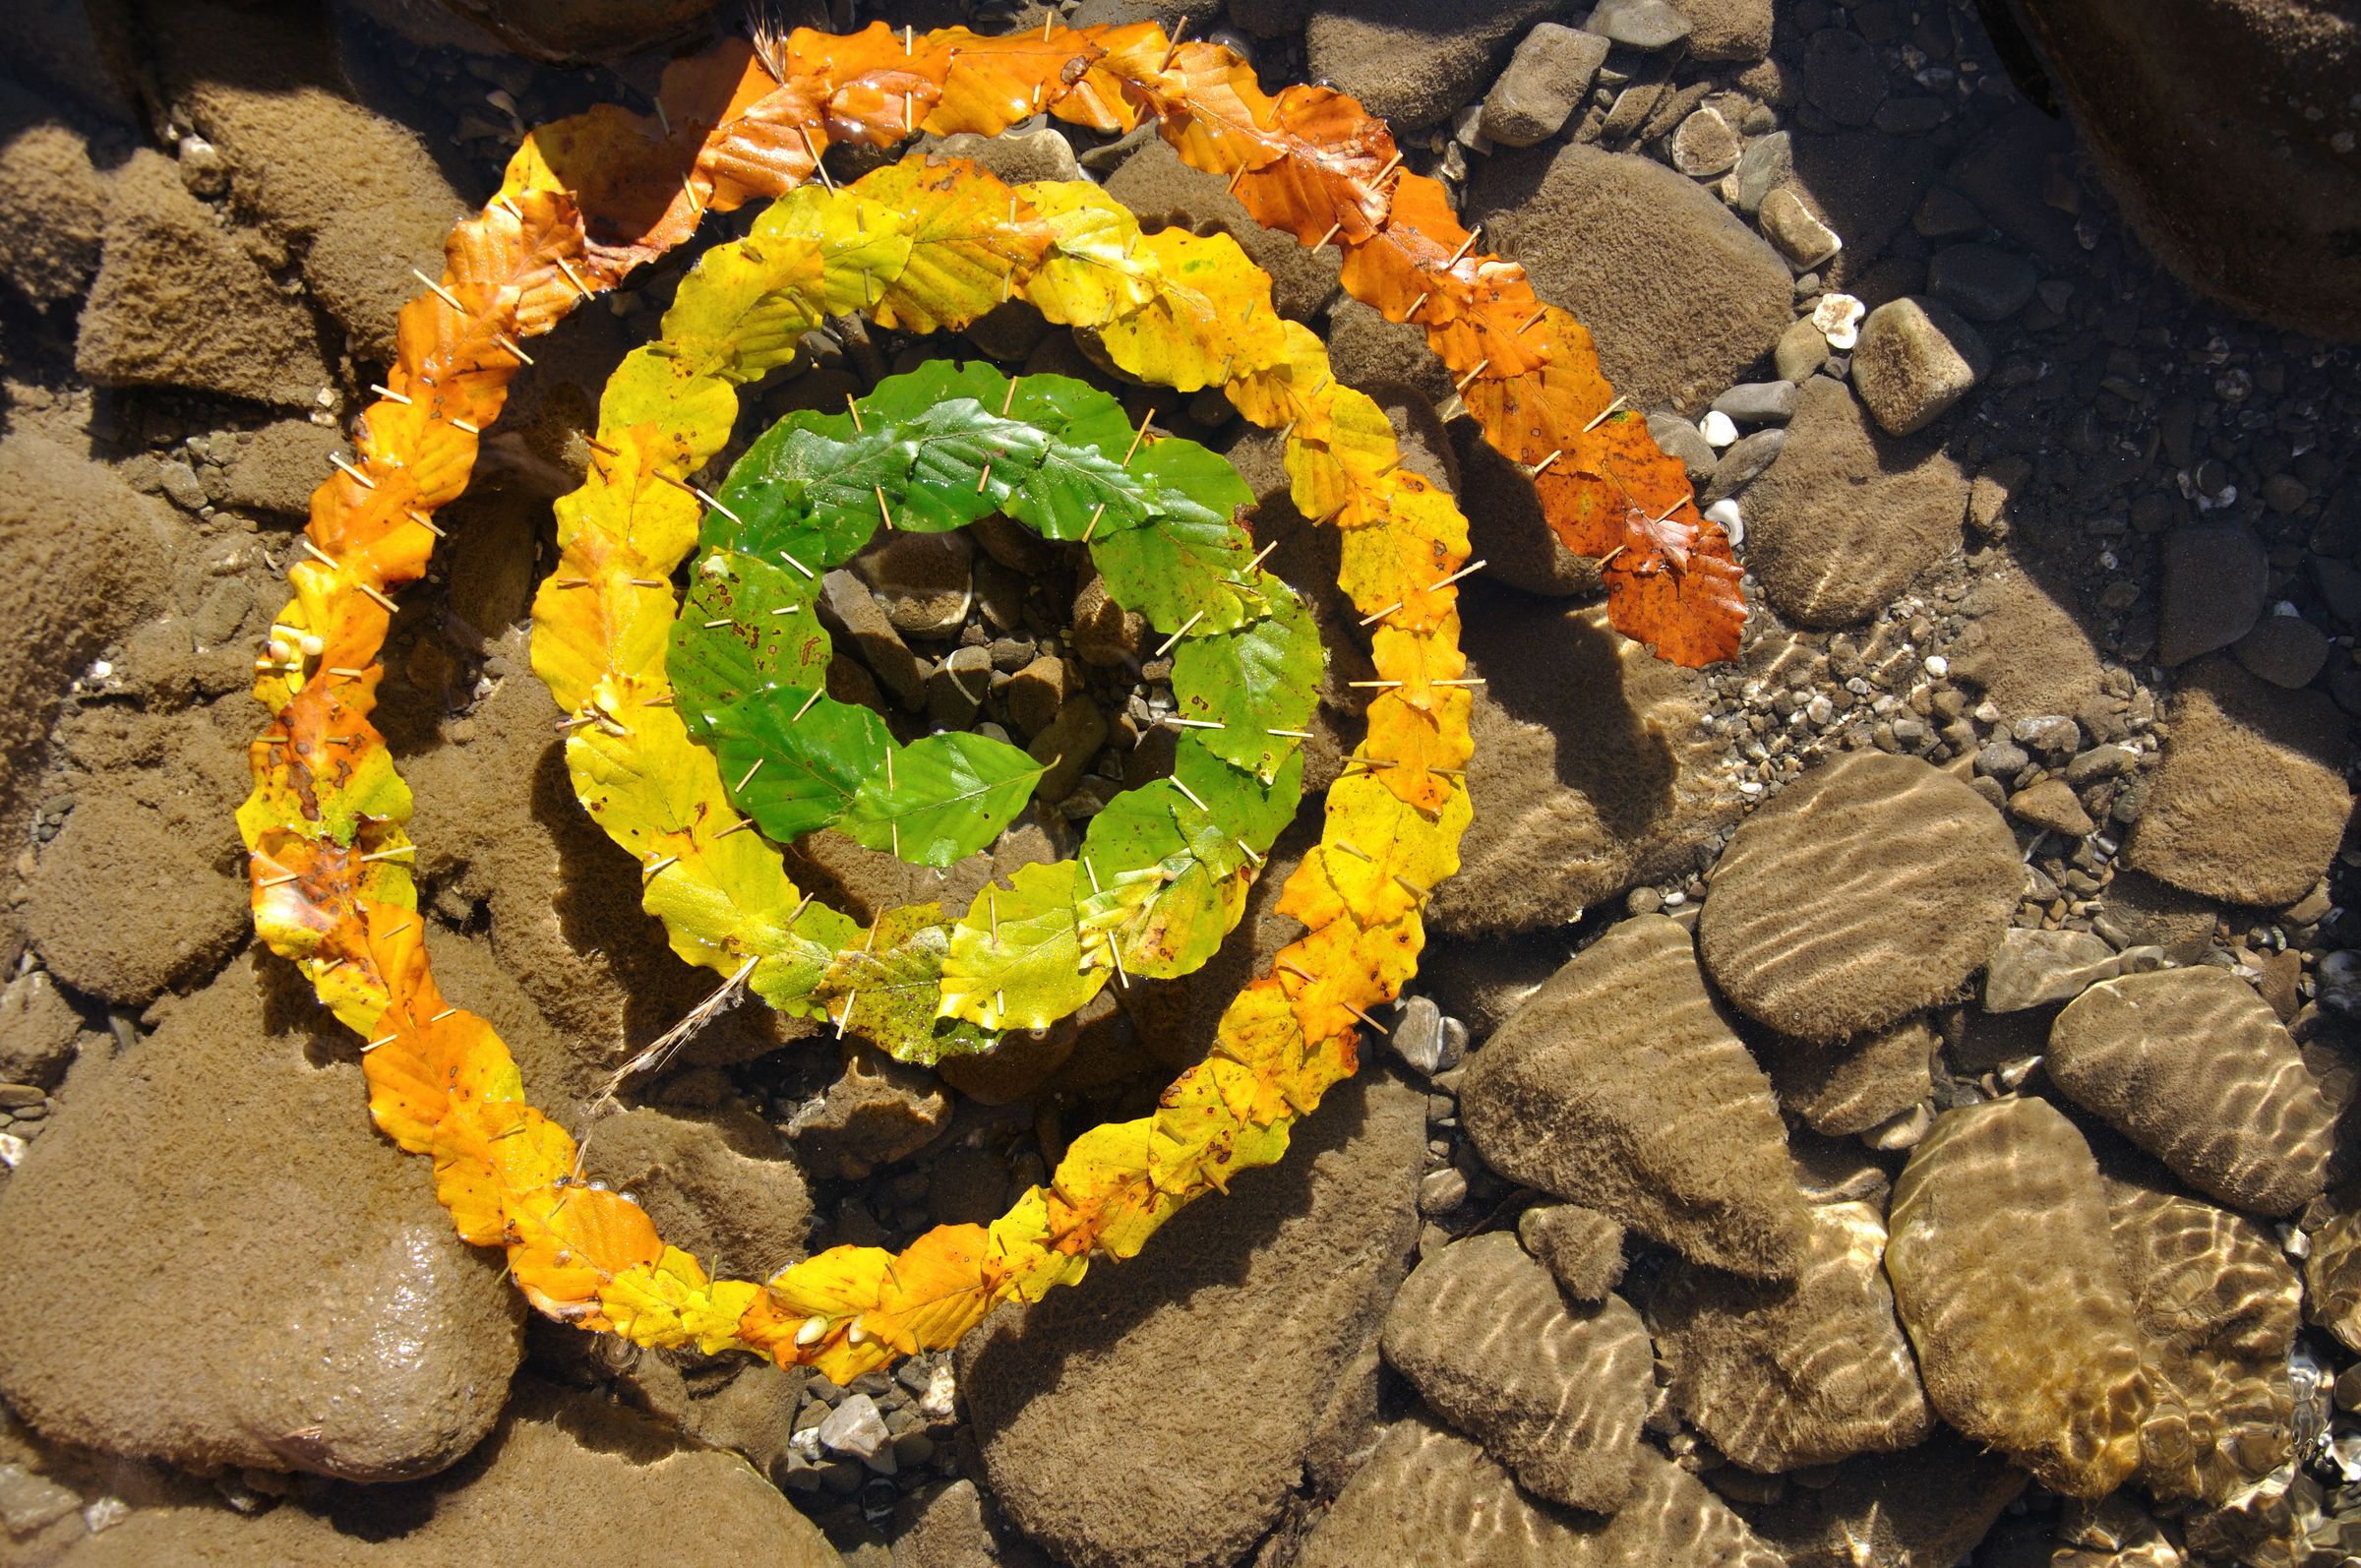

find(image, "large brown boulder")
[2017,0,2361,340]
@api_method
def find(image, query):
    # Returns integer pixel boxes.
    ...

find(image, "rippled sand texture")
[1461,916,1810,1279]
[2049,967,2336,1215]
[1761,1016,1938,1136]
[1380,1233,1649,1511]
[1885,1097,2151,1497]
[1747,1428,2026,1568]
[2103,1175,2301,1504]
[1699,753,2020,1042]
[1293,1418,1784,1568]
[1648,1199,1932,1471]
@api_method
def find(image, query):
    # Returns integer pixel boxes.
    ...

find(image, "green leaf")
[939,860,1113,1032]
[670,550,831,742]
[1088,501,1261,634]
[1169,588,1321,783]
[841,732,1046,868]
[708,692,891,844]
[1178,739,1305,858]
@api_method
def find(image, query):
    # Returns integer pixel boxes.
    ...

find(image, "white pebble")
[1924,654,1949,678]
[1698,409,1738,448]
[1704,497,1743,548]
[1811,292,1865,350]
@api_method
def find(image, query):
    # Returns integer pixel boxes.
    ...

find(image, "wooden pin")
[258,871,302,888]
[1267,726,1314,739]
[976,462,994,493]
[496,332,535,366]
[1444,227,1483,268]
[1451,357,1491,394]
[834,992,857,1037]
[778,551,814,579]
[555,255,596,303]
[1343,1000,1390,1036]
[1234,837,1263,867]
[410,269,468,316]
[1357,599,1402,627]
[1160,17,1188,69]
[370,383,413,405]
[1316,220,1342,250]
[358,581,399,614]
[430,1007,458,1023]
[1392,874,1430,900]
[1170,776,1208,812]
[363,1034,399,1053]
[1433,677,1487,687]
[682,174,703,215]
[641,854,679,880]
[714,817,757,839]
[1598,545,1627,569]
[1372,151,1404,184]
[1428,558,1487,593]
[1334,839,1373,863]
[799,127,834,190]
[793,688,825,721]
[326,666,369,680]
[1276,959,1317,984]
[1121,418,1152,467]
[1404,291,1429,321]
[1081,502,1108,542]
[329,453,376,490]
[844,392,864,432]
[494,194,522,220]
[582,435,619,457]
[1528,448,1564,477]
[359,847,415,864]
[692,486,744,525]
[1242,539,1279,575]
[1165,716,1226,731]
[1517,307,1548,334]
[408,506,447,535]
[875,483,894,528]
[628,577,665,588]
[452,418,481,435]
[1228,166,1246,196]
[1347,679,1403,690]
[1581,395,1628,433]
[702,616,730,628]
[769,605,800,616]
[1152,609,1205,657]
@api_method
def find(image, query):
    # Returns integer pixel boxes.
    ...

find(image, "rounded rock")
[1700,753,2020,1041]
[1850,296,1990,436]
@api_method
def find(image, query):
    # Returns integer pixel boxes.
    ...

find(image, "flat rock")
[1517,1202,1626,1301]
[1952,548,2111,718]
[75,149,328,405]
[1462,916,1810,1279]
[1802,27,1886,126]
[1761,1015,1935,1136]
[2126,656,2352,906]
[1700,753,2020,1041]
[1739,377,1968,627]
[1305,0,1560,132]
[25,793,248,1008]
[1982,927,2134,1012]
[1470,143,1793,415]
[2233,614,2331,689]
[2160,524,2270,667]
[218,419,342,517]
[579,1108,812,1284]
[958,1073,1423,1568]
[149,0,466,364]
[0,953,522,1480]
[1585,0,1691,51]
[1648,1199,1932,1471]
[1850,296,1989,436]
[1426,595,1737,935]
[1296,1418,1783,1568]
[2306,1186,2361,1355]
[0,426,169,826]
[58,1382,842,1564]
[2049,967,2335,1216]
[1379,1233,1650,1511]
[2103,1173,2301,1506]
[853,530,973,637]
[1327,297,1454,406]
[1884,1096,2151,1498]
[1479,24,1608,148]
[1744,1429,2025,1568]
[1926,242,2039,321]
[1760,185,1843,268]
[0,971,87,1086]
[1103,140,1340,320]
[1669,0,1772,61]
